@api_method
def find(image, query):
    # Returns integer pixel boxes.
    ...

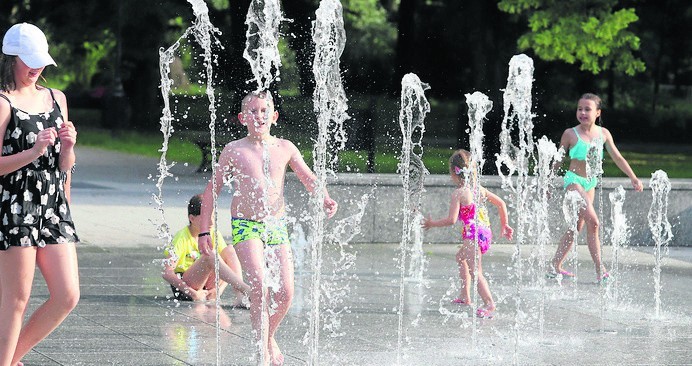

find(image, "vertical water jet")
[396,73,430,364]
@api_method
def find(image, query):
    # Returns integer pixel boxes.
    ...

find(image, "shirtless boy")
[197,90,337,365]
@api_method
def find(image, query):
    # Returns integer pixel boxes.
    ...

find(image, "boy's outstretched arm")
[287,142,338,218]
[484,188,514,240]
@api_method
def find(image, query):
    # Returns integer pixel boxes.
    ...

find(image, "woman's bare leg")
[0,247,36,366]
[12,244,79,364]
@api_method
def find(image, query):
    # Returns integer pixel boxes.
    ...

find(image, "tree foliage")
[342,0,397,91]
[498,0,646,75]
[1,0,687,141]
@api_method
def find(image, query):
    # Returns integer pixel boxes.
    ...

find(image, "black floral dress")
[0,89,78,250]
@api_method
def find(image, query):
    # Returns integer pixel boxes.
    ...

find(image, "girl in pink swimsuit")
[422,149,513,319]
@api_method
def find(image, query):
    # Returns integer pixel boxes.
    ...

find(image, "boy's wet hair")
[241,90,274,110]
[188,194,203,216]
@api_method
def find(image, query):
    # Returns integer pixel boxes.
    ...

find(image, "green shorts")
[564,171,598,191]
[231,217,290,246]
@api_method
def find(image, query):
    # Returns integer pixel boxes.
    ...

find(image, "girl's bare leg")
[460,240,494,310]
[581,190,606,279]
[455,248,472,303]
[467,246,494,310]
[553,228,576,272]
[552,184,589,273]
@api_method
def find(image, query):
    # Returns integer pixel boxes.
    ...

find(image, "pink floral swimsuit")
[458,203,492,254]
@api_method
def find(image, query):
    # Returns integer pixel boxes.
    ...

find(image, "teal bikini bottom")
[563,171,598,191]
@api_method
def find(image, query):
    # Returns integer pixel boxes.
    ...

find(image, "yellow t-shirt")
[164,227,228,274]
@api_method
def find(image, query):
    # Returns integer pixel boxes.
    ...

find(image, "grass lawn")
[78,128,691,179]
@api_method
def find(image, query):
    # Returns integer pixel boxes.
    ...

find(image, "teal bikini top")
[568,127,604,161]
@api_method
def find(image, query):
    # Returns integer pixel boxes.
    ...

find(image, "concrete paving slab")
[20,241,691,365]
[15,147,690,365]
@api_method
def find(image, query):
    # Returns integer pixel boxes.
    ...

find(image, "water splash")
[243,0,286,361]
[396,73,430,364]
[466,91,492,166]
[495,54,535,362]
[496,54,535,193]
[648,170,673,318]
[585,136,604,181]
[534,136,563,337]
[609,186,629,304]
[464,91,492,346]
[308,1,350,363]
[260,140,282,302]
[321,192,371,364]
[312,0,349,162]
[243,0,286,91]
[407,212,427,282]
[157,0,223,363]
[586,135,605,277]
[562,190,586,290]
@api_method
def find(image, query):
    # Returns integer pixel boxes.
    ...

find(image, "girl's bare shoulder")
[453,186,472,202]
[560,127,578,145]
[563,126,578,138]
[600,126,613,139]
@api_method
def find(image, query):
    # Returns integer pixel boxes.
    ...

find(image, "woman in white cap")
[0,23,79,366]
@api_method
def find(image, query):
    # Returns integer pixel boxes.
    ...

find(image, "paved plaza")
[18,147,692,365]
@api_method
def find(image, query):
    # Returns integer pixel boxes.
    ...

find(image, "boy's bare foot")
[232,294,251,309]
[269,337,284,366]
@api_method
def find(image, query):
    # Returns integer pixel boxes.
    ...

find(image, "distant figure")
[162,194,250,305]
[197,90,338,366]
[422,149,513,319]
[0,23,80,366]
[550,93,643,283]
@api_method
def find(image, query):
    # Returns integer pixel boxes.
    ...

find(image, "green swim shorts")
[231,217,290,246]
[563,171,598,191]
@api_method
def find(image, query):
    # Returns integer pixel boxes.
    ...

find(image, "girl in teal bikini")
[550,93,643,283]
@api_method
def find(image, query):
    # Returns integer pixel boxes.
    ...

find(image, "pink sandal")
[451,298,469,305]
[547,269,575,279]
[598,272,610,285]
[476,307,495,319]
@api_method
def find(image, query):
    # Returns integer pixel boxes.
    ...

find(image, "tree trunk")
[607,68,616,110]
[283,0,317,97]
[651,0,670,113]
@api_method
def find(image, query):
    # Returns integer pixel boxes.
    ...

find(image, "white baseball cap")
[2,23,56,69]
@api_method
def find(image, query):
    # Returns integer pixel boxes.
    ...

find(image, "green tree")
[343,0,397,93]
[498,0,646,77]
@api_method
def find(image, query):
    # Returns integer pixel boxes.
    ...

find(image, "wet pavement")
[19,147,692,365]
